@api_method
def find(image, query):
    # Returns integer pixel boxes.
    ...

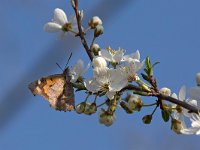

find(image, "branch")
[121,85,200,114]
[158,94,200,114]
[73,0,94,61]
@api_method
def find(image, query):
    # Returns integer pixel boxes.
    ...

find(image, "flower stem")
[91,36,96,47]
[151,104,159,116]
[143,102,157,107]
[121,84,200,114]
[84,93,91,102]
[97,101,107,108]
[73,0,93,61]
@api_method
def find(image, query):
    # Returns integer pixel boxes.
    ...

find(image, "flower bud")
[71,0,75,8]
[88,16,102,29]
[92,56,107,68]
[78,10,84,20]
[120,101,133,114]
[84,103,97,115]
[142,115,152,124]
[171,118,183,134]
[160,87,171,96]
[127,94,143,111]
[91,43,100,56]
[94,25,104,37]
[196,72,200,86]
[75,102,86,114]
[99,109,116,127]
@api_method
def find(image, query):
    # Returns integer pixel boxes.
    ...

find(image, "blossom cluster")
[171,86,200,135]
[40,3,200,135]
[70,48,144,126]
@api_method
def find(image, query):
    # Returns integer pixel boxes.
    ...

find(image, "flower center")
[101,83,109,92]
[176,105,183,113]
[62,23,73,32]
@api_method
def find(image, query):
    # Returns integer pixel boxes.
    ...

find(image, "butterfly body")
[28,68,75,112]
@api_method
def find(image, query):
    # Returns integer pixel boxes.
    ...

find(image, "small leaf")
[152,62,160,69]
[141,73,149,82]
[144,68,148,75]
[161,110,170,122]
[145,57,151,69]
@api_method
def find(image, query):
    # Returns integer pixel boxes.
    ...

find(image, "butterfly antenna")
[65,52,73,69]
[56,63,64,72]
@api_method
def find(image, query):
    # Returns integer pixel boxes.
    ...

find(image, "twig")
[157,93,200,114]
[121,85,200,114]
[73,0,94,61]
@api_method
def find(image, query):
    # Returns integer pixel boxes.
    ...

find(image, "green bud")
[75,102,86,114]
[142,115,152,124]
[171,119,183,134]
[120,101,133,114]
[99,109,116,127]
[84,103,97,115]
[176,105,183,113]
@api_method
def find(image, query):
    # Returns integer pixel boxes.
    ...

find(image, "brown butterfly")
[28,67,75,112]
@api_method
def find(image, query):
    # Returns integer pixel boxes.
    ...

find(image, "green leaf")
[145,57,151,69]
[144,68,148,75]
[141,73,149,82]
[145,57,153,76]
[152,61,160,69]
[161,110,170,122]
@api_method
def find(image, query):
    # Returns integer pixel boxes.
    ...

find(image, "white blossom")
[123,50,140,62]
[70,59,90,83]
[160,87,171,96]
[84,67,128,99]
[100,48,125,64]
[172,86,197,119]
[189,87,200,101]
[44,8,79,38]
[181,114,200,135]
[171,86,199,135]
[122,50,144,81]
[92,56,107,68]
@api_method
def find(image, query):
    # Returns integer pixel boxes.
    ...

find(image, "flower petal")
[113,50,124,63]
[179,85,186,101]
[109,69,128,91]
[106,91,116,100]
[181,128,197,135]
[171,93,178,99]
[84,78,100,93]
[54,8,68,25]
[100,49,112,62]
[44,22,62,32]
[189,87,200,100]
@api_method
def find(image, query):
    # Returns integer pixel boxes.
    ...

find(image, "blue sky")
[0,0,200,150]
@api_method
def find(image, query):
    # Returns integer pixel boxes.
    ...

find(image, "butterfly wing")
[29,71,75,112]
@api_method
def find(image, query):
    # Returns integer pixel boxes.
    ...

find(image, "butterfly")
[28,54,75,112]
